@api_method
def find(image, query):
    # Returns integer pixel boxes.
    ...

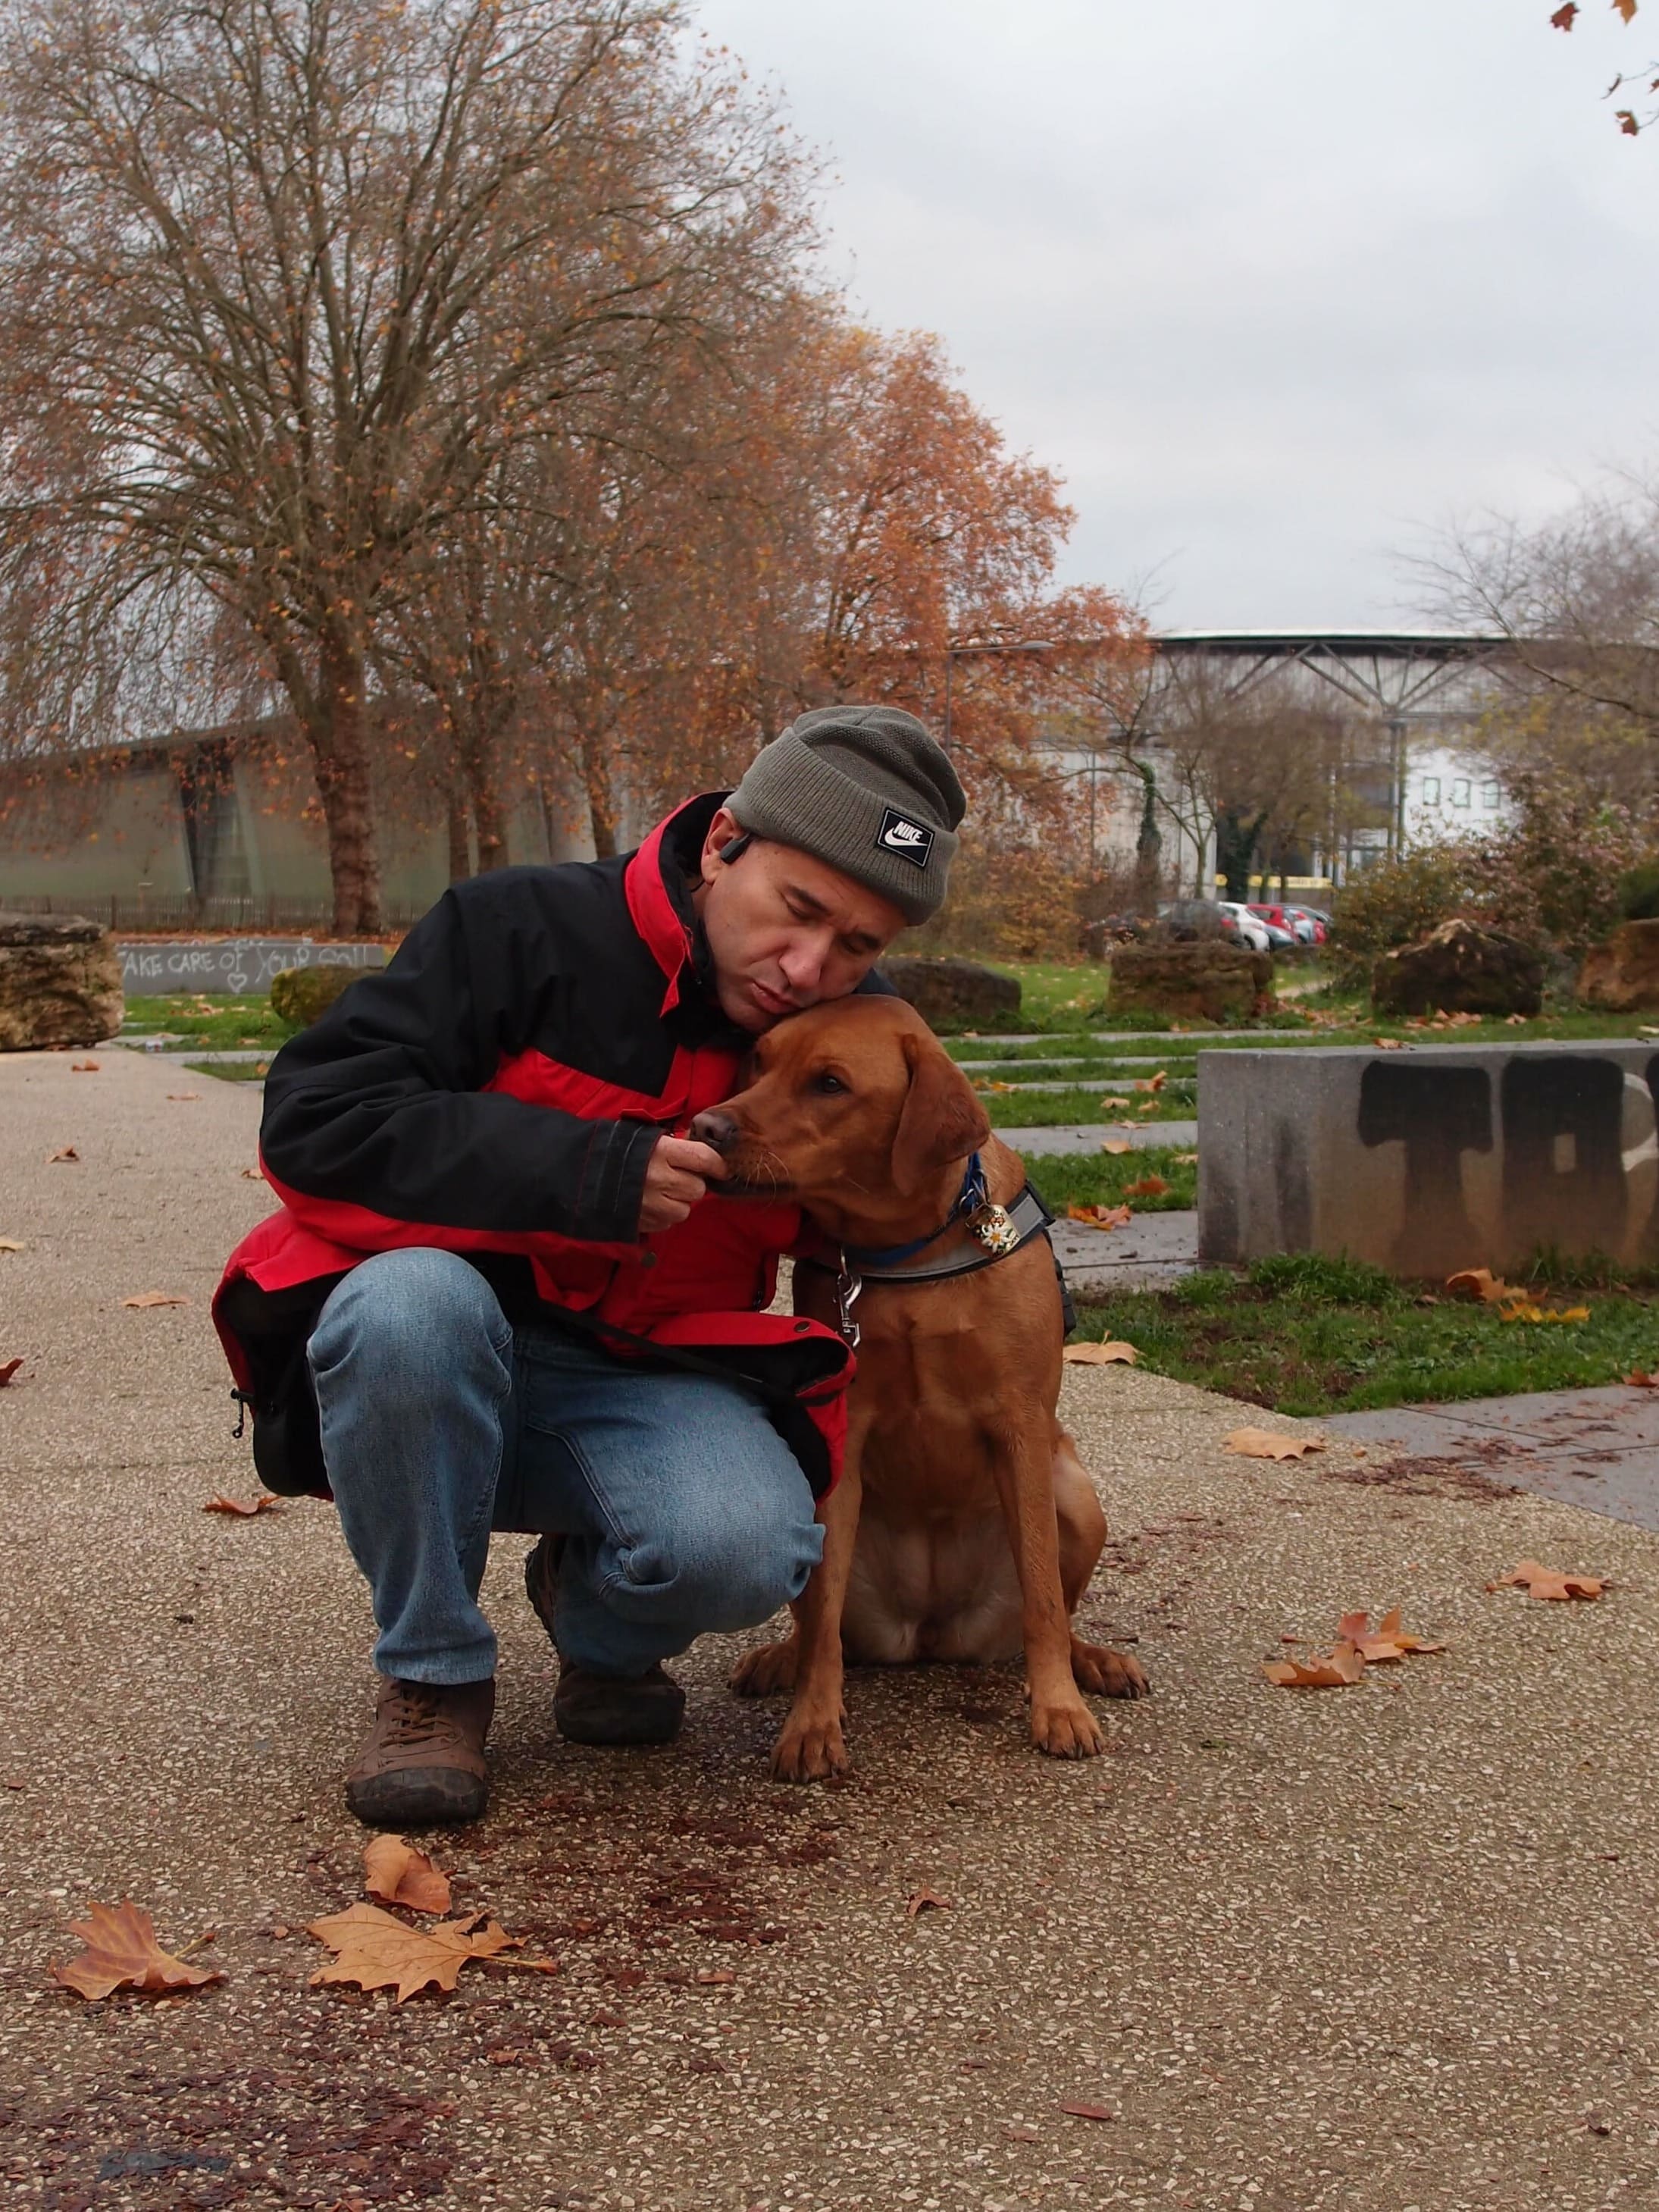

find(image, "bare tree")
[0,0,809,929]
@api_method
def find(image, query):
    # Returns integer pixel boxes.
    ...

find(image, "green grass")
[982,1083,1196,1128]
[1018,1145,1197,1214]
[183,1057,273,1083]
[124,993,296,1049]
[1069,1252,1659,1418]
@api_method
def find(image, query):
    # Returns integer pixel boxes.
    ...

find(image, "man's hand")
[639,1134,728,1233]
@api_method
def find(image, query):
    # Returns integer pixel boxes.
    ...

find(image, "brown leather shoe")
[554,1661,685,1746]
[345,1676,494,1827]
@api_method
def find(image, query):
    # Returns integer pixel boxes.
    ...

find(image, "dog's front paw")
[1071,1637,1150,1700]
[730,1638,799,1697]
[770,1705,848,1783]
[1030,1697,1107,1759]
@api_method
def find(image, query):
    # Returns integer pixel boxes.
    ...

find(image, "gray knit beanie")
[727,706,966,926]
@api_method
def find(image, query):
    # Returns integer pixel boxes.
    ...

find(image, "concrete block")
[1198,1040,1659,1277]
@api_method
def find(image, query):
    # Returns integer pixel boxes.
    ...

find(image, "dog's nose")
[687,1108,740,1155]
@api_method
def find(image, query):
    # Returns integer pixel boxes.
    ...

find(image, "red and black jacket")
[212,794,860,1501]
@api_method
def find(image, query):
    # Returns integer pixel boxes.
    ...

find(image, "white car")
[1215,901,1272,952]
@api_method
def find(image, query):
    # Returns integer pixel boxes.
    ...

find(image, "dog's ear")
[890,1029,993,1195]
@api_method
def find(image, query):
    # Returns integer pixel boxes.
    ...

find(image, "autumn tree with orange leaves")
[0,0,811,931]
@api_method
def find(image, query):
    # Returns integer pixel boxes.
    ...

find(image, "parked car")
[1282,905,1328,945]
[1214,901,1273,952]
[1244,904,1299,950]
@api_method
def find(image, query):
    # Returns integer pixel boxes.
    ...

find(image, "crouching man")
[212,708,964,1825]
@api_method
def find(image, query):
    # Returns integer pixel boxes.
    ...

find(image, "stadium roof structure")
[1149,627,1515,719]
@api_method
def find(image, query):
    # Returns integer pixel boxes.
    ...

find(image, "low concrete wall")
[119,937,389,996]
[1198,1041,1659,1277]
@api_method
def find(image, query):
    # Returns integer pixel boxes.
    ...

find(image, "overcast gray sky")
[691,0,1659,629]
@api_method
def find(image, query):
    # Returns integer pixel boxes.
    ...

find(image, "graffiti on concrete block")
[1358,1062,1494,1275]
[118,938,387,996]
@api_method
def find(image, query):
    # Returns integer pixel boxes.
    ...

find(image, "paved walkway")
[1329,1385,1659,1533]
[7,1048,1659,2211]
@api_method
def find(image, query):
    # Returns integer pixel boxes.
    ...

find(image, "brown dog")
[687,994,1147,1781]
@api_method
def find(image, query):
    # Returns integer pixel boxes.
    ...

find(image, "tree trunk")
[1216,807,1268,904]
[468,747,509,871]
[1131,757,1162,916]
[581,735,618,859]
[446,788,471,881]
[301,628,384,935]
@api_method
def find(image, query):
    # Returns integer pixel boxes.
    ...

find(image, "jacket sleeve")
[258,880,658,1243]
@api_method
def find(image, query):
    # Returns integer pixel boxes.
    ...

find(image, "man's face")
[693,806,908,1033]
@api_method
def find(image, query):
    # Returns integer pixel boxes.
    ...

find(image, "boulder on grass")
[1579,920,1659,1012]
[1371,917,1542,1018]
[1108,940,1273,1024]
[0,913,124,1051]
[878,956,1021,1031]
[270,962,362,1028]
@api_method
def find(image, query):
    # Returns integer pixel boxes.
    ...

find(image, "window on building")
[1451,779,1471,808]
[1420,775,1441,804]
[1482,780,1501,810]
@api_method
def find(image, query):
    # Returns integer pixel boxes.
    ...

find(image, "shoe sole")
[345,1765,488,1827]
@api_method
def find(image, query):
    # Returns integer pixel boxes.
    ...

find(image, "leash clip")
[833,1256,863,1351]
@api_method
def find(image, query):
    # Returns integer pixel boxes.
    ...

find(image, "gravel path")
[4,1047,1657,2211]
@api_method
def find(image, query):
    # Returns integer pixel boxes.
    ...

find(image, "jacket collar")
[624,791,731,1020]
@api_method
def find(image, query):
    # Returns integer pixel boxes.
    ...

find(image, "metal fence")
[0,890,424,934]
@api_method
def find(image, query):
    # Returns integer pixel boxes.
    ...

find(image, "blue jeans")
[306,1247,823,1687]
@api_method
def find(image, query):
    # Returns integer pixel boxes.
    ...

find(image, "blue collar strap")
[843,1152,991,1269]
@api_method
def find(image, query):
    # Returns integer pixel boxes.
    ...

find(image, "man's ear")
[890,1030,993,1195]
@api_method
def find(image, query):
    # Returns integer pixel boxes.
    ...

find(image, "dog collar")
[843,1151,1003,1270]
[849,1180,1056,1283]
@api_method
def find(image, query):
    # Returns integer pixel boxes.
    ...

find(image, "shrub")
[1618,860,1659,922]
[1326,848,1473,988]
[269,963,359,1027]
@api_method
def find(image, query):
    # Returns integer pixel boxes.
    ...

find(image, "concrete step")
[1002,1120,1198,1155]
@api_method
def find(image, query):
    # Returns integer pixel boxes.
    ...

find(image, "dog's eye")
[812,1070,847,1096]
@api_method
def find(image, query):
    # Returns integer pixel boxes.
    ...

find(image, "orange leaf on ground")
[0,1237,24,1250]
[1099,1139,1133,1155]
[1123,1174,1169,1198]
[1372,1037,1403,1051]
[1335,1606,1446,1662]
[1446,1267,1517,1305]
[1488,1560,1607,1603]
[1262,1643,1365,1688]
[203,1493,282,1518]
[363,1835,452,1915]
[70,1060,99,1073]
[1624,1370,1659,1388]
[695,1967,736,1984]
[121,1290,189,1309]
[52,1900,223,2001]
[167,1092,201,1103]
[906,1888,951,1916]
[1134,1070,1167,1093]
[1066,1203,1132,1232]
[1063,1340,1139,1366]
[1059,2101,1115,2122]
[47,1145,79,1163]
[308,1903,536,2001]
[1225,1427,1326,1460]
[0,1358,22,1386]
[240,1166,265,1180]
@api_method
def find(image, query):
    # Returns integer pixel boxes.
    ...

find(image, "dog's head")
[688,995,991,1216]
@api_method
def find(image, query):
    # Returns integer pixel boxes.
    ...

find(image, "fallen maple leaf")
[1446,1267,1517,1305]
[1058,2101,1115,2123]
[1135,1070,1167,1093]
[695,1966,737,1984]
[1498,1300,1590,1325]
[1063,1339,1139,1366]
[1225,1427,1326,1460]
[1261,1643,1365,1688]
[0,1358,24,1386]
[47,1145,79,1163]
[121,1290,189,1309]
[1373,1038,1403,1051]
[0,1237,24,1251]
[203,1493,282,1518]
[972,1078,1016,1094]
[1123,1173,1169,1198]
[1335,1606,1446,1662]
[906,1888,951,1916]
[240,1166,265,1180]
[1172,1151,1198,1164]
[52,1900,222,2001]
[167,1092,201,1103]
[1066,1202,1133,1231]
[70,1060,99,1073]
[1488,1560,1607,1603]
[363,1835,452,1915]
[1624,1370,1659,1388]
[308,1903,537,2001]
[1099,1139,1132,1155]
